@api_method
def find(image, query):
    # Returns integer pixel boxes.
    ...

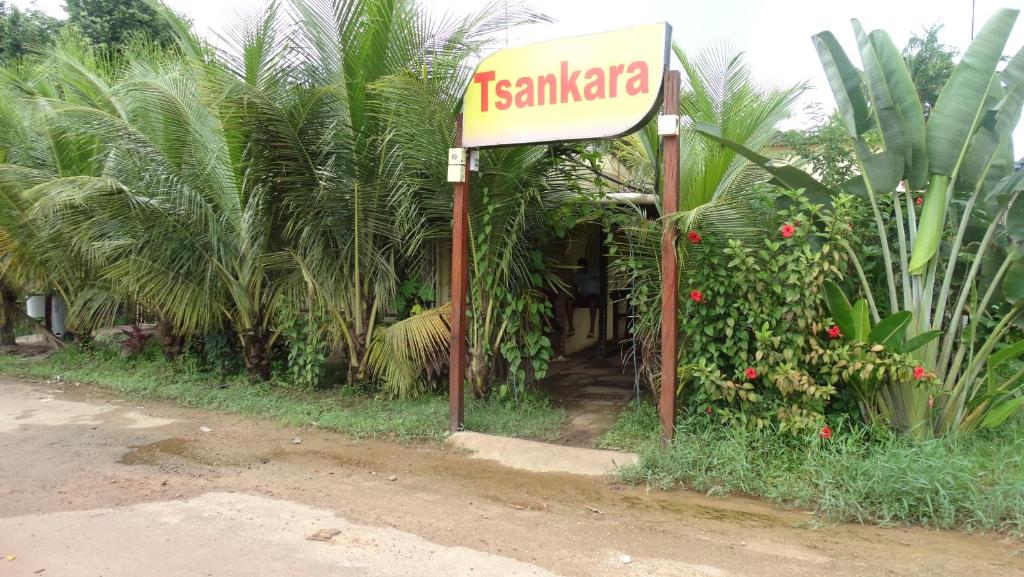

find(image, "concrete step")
[446,431,638,476]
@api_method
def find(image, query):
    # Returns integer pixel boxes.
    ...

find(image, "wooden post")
[659,70,680,447]
[449,114,470,433]
[598,225,608,358]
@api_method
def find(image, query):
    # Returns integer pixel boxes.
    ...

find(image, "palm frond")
[366,303,451,398]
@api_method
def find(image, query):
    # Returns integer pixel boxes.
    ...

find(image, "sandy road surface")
[0,376,1021,576]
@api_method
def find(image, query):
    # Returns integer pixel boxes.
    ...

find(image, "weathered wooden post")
[659,70,681,447]
[448,114,470,433]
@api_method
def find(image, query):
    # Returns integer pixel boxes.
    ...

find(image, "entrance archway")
[447,24,680,446]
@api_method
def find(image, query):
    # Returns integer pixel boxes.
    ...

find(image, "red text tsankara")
[472,61,650,112]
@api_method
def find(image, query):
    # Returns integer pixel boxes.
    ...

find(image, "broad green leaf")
[812,31,871,139]
[979,396,1024,429]
[980,244,1010,304]
[960,51,1024,192]
[851,144,904,194]
[868,310,911,347]
[901,330,941,353]
[1004,259,1024,304]
[1008,187,1024,243]
[867,29,928,189]
[692,121,831,203]
[823,281,855,339]
[838,175,869,199]
[909,174,949,274]
[852,299,870,342]
[989,340,1024,392]
[986,169,1024,226]
[853,22,908,163]
[927,8,1019,176]
[990,340,1024,375]
[1006,44,1024,90]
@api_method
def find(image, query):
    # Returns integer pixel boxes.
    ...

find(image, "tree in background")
[780,105,858,190]
[64,0,179,49]
[901,23,958,115]
[0,1,62,63]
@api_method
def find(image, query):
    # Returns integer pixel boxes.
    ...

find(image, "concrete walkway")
[542,348,638,446]
[447,431,638,476]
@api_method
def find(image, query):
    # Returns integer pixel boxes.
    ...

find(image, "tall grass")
[0,346,566,442]
[600,402,1024,533]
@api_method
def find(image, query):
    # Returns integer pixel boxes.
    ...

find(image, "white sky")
[11,0,1024,152]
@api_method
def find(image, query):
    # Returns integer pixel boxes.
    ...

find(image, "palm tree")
[372,47,580,396]
[0,24,294,374]
[277,0,555,389]
[0,0,557,388]
[0,38,122,345]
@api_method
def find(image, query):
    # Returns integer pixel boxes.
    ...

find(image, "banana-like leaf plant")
[697,9,1024,435]
[824,281,942,353]
[824,280,942,430]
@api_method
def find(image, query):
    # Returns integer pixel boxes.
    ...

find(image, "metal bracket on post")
[447,148,467,182]
[657,114,679,136]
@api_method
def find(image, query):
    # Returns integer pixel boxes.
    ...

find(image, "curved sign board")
[462,23,672,148]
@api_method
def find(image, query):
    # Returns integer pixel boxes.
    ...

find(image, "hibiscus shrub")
[678,189,858,434]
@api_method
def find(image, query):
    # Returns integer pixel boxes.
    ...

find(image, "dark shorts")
[573,293,600,306]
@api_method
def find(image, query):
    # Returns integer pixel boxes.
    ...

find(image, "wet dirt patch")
[119,438,204,466]
[285,436,791,533]
[120,437,279,468]
[659,501,783,529]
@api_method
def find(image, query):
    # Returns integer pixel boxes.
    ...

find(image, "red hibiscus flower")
[690,290,703,303]
[705,405,713,416]
[915,196,924,206]
[687,230,701,244]
[913,366,925,380]
[780,224,796,238]
[827,325,841,339]
[819,425,832,440]
[744,367,757,380]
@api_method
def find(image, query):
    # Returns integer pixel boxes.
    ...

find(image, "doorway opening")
[539,219,647,446]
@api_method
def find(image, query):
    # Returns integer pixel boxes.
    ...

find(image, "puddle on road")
[119,438,204,466]
[120,438,276,467]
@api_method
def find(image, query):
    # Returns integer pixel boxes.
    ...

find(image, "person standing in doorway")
[568,257,600,339]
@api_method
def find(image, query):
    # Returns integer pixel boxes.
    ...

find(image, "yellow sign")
[462,23,671,148]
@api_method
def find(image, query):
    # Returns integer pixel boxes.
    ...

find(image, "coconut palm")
[372,49,582,396]
[0,0,558,389]
[0,20,296,374]
[278,0,558,391]
[0,38,125,344]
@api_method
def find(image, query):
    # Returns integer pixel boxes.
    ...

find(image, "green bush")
[277,307,328,390]
[678,190,859,433]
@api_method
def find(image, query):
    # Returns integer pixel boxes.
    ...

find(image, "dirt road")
[1,376,1021,576]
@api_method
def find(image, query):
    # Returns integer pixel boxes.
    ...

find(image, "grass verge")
[0,345,566,442]
[598,401,1024,534]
